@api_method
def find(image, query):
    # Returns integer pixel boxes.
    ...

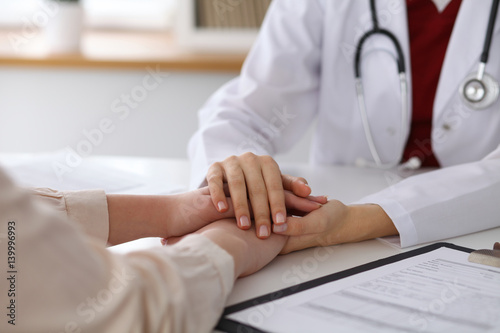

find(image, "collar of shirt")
[431,0,453,12]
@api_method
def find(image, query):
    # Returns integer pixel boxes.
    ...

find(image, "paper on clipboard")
[222,245,500,333]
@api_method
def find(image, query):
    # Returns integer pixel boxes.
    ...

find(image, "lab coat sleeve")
[188,0,324,189]
[0,169,235,333]
[355,144,500,247]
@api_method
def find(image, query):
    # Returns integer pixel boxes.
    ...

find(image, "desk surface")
[0,29,246,72]
[1,154,499,308]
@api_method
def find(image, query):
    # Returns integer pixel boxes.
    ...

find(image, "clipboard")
[217,242,497,333]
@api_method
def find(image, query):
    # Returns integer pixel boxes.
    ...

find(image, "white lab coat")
[188,0,500,247]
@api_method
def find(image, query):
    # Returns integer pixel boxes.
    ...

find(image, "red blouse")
[403,0,462,166]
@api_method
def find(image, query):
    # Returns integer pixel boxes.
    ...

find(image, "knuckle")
[267,181,284,192]
[206,173,221,184]
[248,187,268,199]
[209,161,222,168]
[233,201,248,213]
[229,176,246,188]
[208,161,222,172]
[261,155,277,166]
[241,152,256,159]
[225,155,239,164]
[254,212,271,223]
[242,152,259,164]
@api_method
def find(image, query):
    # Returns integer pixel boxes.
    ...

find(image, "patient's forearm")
[106,189,238,246]
[106,194,169,245]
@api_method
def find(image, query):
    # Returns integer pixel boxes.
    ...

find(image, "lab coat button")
[442,123,452,131]
[386,127,396,136]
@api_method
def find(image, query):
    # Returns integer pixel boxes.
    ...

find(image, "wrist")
[347,204,398,241]
[201,230,248,278]
[107,194,171,245]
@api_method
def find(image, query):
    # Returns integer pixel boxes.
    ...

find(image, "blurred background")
[0,0,312,163]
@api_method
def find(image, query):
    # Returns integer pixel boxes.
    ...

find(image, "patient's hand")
[106,186,327,246]
[106,187,233,245]
[167,187,237,237]
[166,219,288,278]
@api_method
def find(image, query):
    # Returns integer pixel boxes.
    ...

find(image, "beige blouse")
[0,168,235,333]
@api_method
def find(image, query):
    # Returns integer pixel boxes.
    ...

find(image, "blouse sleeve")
[0,170,235,333]
[28,187,109,245]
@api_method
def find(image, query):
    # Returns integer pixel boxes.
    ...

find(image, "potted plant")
[45,0,84,54]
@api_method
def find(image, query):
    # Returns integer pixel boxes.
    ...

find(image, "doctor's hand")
[206,153,327,239]
[273,201,399,254]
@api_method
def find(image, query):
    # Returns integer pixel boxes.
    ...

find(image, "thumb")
[280,234,321,254]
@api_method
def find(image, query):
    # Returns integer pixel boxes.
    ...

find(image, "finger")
[272,215,326,236]
[261,156,287,225]
[282,174,311,198]
[206,163,229,213]
[224,156,252,230]
[284,191,323,213]
[240,155,271,238]
[307,195,329,205]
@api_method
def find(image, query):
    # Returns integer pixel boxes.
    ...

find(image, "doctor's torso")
[308,0,500,167]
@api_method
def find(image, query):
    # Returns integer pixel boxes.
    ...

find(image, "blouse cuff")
[178,234,236,296]
[29,188,109,245]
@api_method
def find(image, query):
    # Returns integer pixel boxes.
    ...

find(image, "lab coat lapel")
[434,0,500,116]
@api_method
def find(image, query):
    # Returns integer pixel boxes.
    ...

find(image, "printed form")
[227,247,500,333]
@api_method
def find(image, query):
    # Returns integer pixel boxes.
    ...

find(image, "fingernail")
[217,201,227,212]
[273,223,288,233]
[275,212,286,224]
[161,238,167,246]
[240,216,250,228]
[259,225,269,238]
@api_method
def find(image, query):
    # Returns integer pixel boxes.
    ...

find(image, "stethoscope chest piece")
[459,71,499,110]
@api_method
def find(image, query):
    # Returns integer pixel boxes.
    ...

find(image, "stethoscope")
[354,0,500,169]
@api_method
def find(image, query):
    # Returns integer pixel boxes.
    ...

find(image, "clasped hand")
[155,152,397,276]
[202,153,397,254]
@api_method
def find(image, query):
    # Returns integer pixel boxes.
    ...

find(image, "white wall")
[0,66,312,163]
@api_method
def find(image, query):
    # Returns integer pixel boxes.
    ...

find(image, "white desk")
[1,153,499,308]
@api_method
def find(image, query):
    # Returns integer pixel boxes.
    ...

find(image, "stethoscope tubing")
[355,0,500,168]
[480,0,500,65]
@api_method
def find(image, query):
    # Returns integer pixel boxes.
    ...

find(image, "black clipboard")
[217,242,474,333]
